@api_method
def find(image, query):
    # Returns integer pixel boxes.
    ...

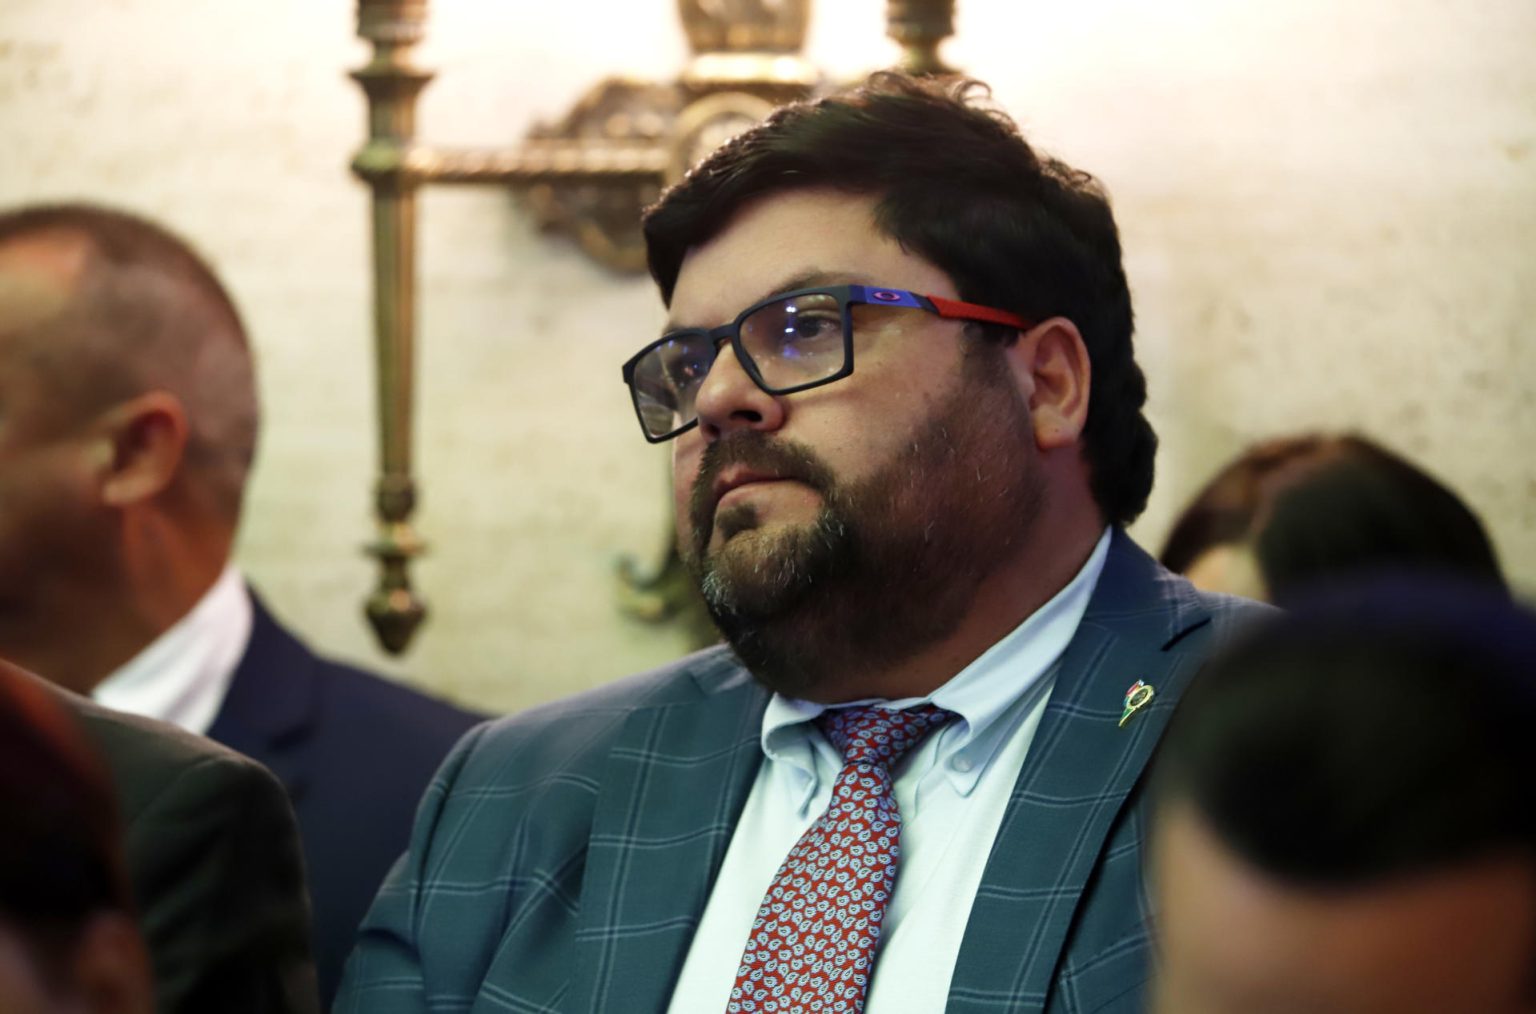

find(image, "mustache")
[687,433,839,553]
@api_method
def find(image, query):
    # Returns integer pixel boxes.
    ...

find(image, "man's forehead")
[663,189,948,332]
[662,267,869,333]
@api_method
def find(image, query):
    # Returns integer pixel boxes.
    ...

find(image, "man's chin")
[700,537,802,620]
[708,520,794,560]
[698,516,844,620]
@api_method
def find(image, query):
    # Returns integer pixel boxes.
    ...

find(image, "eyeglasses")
[621,284,1030,442]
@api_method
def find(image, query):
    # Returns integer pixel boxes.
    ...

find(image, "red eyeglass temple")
[927,295,1032,331]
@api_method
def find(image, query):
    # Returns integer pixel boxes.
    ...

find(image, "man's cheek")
[672,443,703,507]
[675,509,697,560]
[673,481,704,564]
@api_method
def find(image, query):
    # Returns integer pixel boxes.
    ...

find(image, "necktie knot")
[817,703,954,771]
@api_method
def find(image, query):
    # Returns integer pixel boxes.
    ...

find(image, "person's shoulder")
[442,643,749,787]
[61,698,318,1014]
[61,691,296,855]
[1188,584,1277,638]
[243,591,486,735]
[1096,530,1273,635]
[309,654,485,735]
[65,689,274,789]
[488,641,747,730]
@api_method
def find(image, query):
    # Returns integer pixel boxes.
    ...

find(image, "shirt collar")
[92,564,254,734]
[760,528,1113,805]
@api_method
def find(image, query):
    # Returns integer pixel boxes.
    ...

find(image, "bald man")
[0,204,484,1007]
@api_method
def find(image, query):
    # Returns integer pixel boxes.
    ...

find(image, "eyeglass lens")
[631,291,849,439]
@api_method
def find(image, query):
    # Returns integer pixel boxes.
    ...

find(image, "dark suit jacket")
[336,532,1268,1013]
[64,689,319,1014]
[208,593,485,1009]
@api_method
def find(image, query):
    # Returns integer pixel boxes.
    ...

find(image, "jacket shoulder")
[229,591,486,751]
[450,643,748,787]
[1185,585,1277,647]
[58,692,319,1014]
[66,692,282,816]
[309,657,485,739]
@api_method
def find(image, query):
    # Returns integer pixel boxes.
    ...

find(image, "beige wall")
[2,0,1532,713]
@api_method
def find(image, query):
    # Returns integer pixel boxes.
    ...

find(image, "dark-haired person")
[1159,433,1505,604]
[1149,582,1536,1014]
[339,74,1265,1013]
[0,203,485,1007]
[1,660,155,1014]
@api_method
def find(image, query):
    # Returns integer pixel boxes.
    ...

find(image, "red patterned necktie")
[727,704,955,1013]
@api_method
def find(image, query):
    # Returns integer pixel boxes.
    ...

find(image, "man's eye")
[785,313,841,342]
[666,353,710,385]
[792,316,841,341]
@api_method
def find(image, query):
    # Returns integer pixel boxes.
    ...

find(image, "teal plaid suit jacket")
[336,532,1264,1013]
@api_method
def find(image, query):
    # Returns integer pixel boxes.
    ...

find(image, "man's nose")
[693,344,786,441]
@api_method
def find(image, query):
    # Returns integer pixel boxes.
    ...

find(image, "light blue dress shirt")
[668,528,1113,1013]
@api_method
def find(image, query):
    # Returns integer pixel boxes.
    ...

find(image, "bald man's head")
[0,204,258,523]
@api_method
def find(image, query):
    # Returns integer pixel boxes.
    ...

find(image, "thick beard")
[682,350,1045,701]
[696,504,850,619]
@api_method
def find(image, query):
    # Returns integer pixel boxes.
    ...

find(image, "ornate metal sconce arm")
[356,140,671,188]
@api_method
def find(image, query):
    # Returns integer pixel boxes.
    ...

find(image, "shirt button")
[951,755,973,773]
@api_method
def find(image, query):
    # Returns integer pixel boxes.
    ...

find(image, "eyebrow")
[660,269,869,336]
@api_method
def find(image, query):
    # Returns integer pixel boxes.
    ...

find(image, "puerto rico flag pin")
[1119,679,1155,728]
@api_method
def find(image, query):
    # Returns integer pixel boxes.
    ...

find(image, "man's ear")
[90,392,189,508]
[1001,317,1091,451]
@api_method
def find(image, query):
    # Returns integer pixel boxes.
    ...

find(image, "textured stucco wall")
[2,0,1532,713]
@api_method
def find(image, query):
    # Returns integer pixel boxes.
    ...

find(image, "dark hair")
[0,663,132,976]
[1160,434,1504,600]
[0,203,258,522]
[1154,580,1536,886]
[642,73,1156,527]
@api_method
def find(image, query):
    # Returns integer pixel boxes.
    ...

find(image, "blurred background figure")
[0,661,154,1014]
[0,203,483,1006]
[1149,581,1536,1014]
[2,656,317,1014]
[1159,434,1506,603]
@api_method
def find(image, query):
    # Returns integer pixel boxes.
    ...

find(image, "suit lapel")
[947,532,1210,1008]
[566,660,768,1014]
[205,589,319,802]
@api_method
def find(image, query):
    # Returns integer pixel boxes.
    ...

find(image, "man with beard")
[339,74,1265,1014]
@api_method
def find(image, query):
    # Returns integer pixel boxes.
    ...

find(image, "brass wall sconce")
[350,0,958,653]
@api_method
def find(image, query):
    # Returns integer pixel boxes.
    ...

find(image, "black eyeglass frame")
[621,284,1030,443]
